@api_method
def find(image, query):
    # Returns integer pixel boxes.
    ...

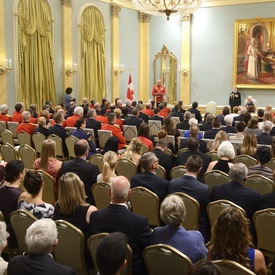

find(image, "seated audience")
[257,121,273,145]
[0,222,9,275]
[113,108,124,131]
[137,123,153,151]
[0,160,28,248]
[237,132,257,158]
[97,151,118,184]
[124,108,143,131]
[96,107,108,124]
[199,113,214,131]
[162,115,180,150]
[204,117,221,139]
[150,195,207,263]
[209,130,228,152]
[244,116,262,136]
[18,171,54,219]
[96,232,128,275]
[188,259,221,275]
[208,207,266,275]
[184,118,203,139]
[207,141,235,174]
[247,146,273,181]
[217,106,230,125]
[188,102,202,123]
[158,129,177,155]
[85,108,101,145]
[17,111,36,135]
[124,138,142,166]
[148,108,164,126]
[0,104,11,122]
[258,111,273,130]
[7,219,76,275]
[177,111,191,130]
[33,139,62,199]
[229,121,246,142]
[66,106,83,127]
[11,103,23,123]
[223,115,237,134]
[33,116,49,137]
[170,104,183,121]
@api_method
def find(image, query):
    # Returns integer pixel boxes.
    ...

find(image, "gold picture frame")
[233,17,275,89]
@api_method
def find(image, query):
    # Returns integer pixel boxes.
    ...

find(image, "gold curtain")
[18,0,56,111]
[168,58,176,103]
[81,7,106,102]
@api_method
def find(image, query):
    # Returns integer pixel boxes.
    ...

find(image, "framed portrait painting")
[233,17,275,89]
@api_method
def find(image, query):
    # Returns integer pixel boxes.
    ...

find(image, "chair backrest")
[1,129,15,146]
[254,208,275,254]
[64,126,76,134]
[166,135,175,147]
[164,147,173,156]
[0,142,18,162]
[156,164,166,179]
[89,153,104,173]
[116,158,138,181]
[9,210,37,254]
[54,220,88,274]
[65,135,79,159]
[130,187,160,227]
[84,128,96,144]
[177,136,185,149]
[123,125,138,143]
[148,120,162,136]
[233,154,257,168]
[205,151,219,161]
[170,192,200,230]
[0,121,7,133]
[32,132,46,154]
[7,122,19,138]
[178,129,185,136]
[244,174,275,195]
[141,144,149,154]
[267,158,275,171]
[18,132,32,147]
[47,134,66,160]
[171,117,180,128]
[87,233,133,275]
[143,244,192,275]
[91,182,110,210]
[37,170,56,205]
[203,170,230,191]
[98,130,112,149]
[170,165,187,179]
[212,260,256,275]
[207,200,246,228]
[206,101,217,114]
[18,144,36,169]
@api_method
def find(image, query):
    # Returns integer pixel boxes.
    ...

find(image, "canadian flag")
[126,73,135,101]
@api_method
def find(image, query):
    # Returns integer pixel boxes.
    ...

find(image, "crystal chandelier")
[132,0,204,20]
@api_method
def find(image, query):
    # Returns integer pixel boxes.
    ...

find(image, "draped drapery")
[168,58,176,103]
[80,7,106,103]
[17,0,56,111]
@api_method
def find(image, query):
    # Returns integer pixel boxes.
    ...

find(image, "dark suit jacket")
[124,116,143,130]
[59,158,100,204]
[8,254,76,275]
[270,127,275,136]
[169,174,211,242]
[90,204,151,275]
[152,148,174,180]
[204,128,221,139]
[139,112,149,123]
[259,191,275,209]
[233,114,244,126]
[256,132,273,145]
[177,150,211,182]
[199,122,212,131]
[180,139,208,154]
[170,111,183,121]
[223,125,237,134]
[131,171,169,202]
[176,120,189,130]
[187,108,202,123]
[149,116,164,126]
[86,118,101,139]
[48,124,69,157]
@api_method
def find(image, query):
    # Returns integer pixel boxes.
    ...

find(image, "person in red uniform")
[65,106,83,127]
[152,79,166,106]
[102,113,126,150]
[11,103,24,123]
[0,104,11,122]
[17,111,37,135]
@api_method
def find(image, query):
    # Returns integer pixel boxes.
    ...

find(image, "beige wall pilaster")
[61,0,73,93]
[180,15,191,104]
[111,3,121,102]
[138,12,150,102]
[0,0,7,104]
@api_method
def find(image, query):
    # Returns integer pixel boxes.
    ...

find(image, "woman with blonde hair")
[238,132,257,158]
[33,116,49,137]
[33,139,62,198]
[208,207,266,274]
[53,172,97,239]
[124,138,143,166]
[97,151,118,183]
[0,221,9,275]
[210,130,228,152]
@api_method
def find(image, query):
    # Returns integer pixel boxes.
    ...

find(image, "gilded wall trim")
[138,11,150,23]
[111,4,121,17]
[61,0,72,6]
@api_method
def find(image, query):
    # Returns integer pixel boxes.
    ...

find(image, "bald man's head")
[110,176,130,203]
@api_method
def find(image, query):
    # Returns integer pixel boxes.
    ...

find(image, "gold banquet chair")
[148,120,161,136]
[17,132,32,147]
[89,153,104,173]
[143,244,192,275]
[244,174,274,195]
[9,210,37,254]
[207,200,246,228]
[47,134,67,160]
[54,220,89,275]
[123,125,138,143]
[170,165,187,179]
[233,154,257,168]
[116,158,138,181]
[7,121,19,145]
[18,144,36,170]
[267,157,275,171]
[87,232,133,275]
[37,170,56,206]
[130,187,160,227]
[32,132,46,155]
[141,144,149,154]
[212,260,256,275]
[169,192,200,230]
[205,151,219,161]
[91,182,110,210]
[98,130,112,149]
[156,164,166,179]
[65,135,79,159]
[0,142,18,162]
[0,120,7,134]
[203,170,230,191]
[1,129,15,146]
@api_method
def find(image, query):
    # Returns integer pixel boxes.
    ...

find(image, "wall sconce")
[66,63,77,76]
[178,65,188,76]
[0,60,12,75]
[114,64,124,75]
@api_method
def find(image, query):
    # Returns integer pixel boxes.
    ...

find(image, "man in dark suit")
[59,139,100,204]
[136,103,149,123]
[257,121,273,145]
[124,107,143,131]
[216,106,230,125]
[204,117,221,139]
[169,155,211,243]
[85,108,101,147]
[176,111,191,130]
[211,163,261,243]
[199,113,214,131]
[233,107,246,126]
[178,137,211,182]
[8,219,75,275]
[90,176,151,275]
[131,151,169,202]
[223,115,237,134]
[188,102,202,123]
[148,108,164,125]
[152,139,174,180]
[170,104,183,121]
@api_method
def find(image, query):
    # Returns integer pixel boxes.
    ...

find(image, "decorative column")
[138,12,150,102]
[111,4,121,102]
[180,15,191,104]
[0,0,7,104]
[61,0,73,93]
